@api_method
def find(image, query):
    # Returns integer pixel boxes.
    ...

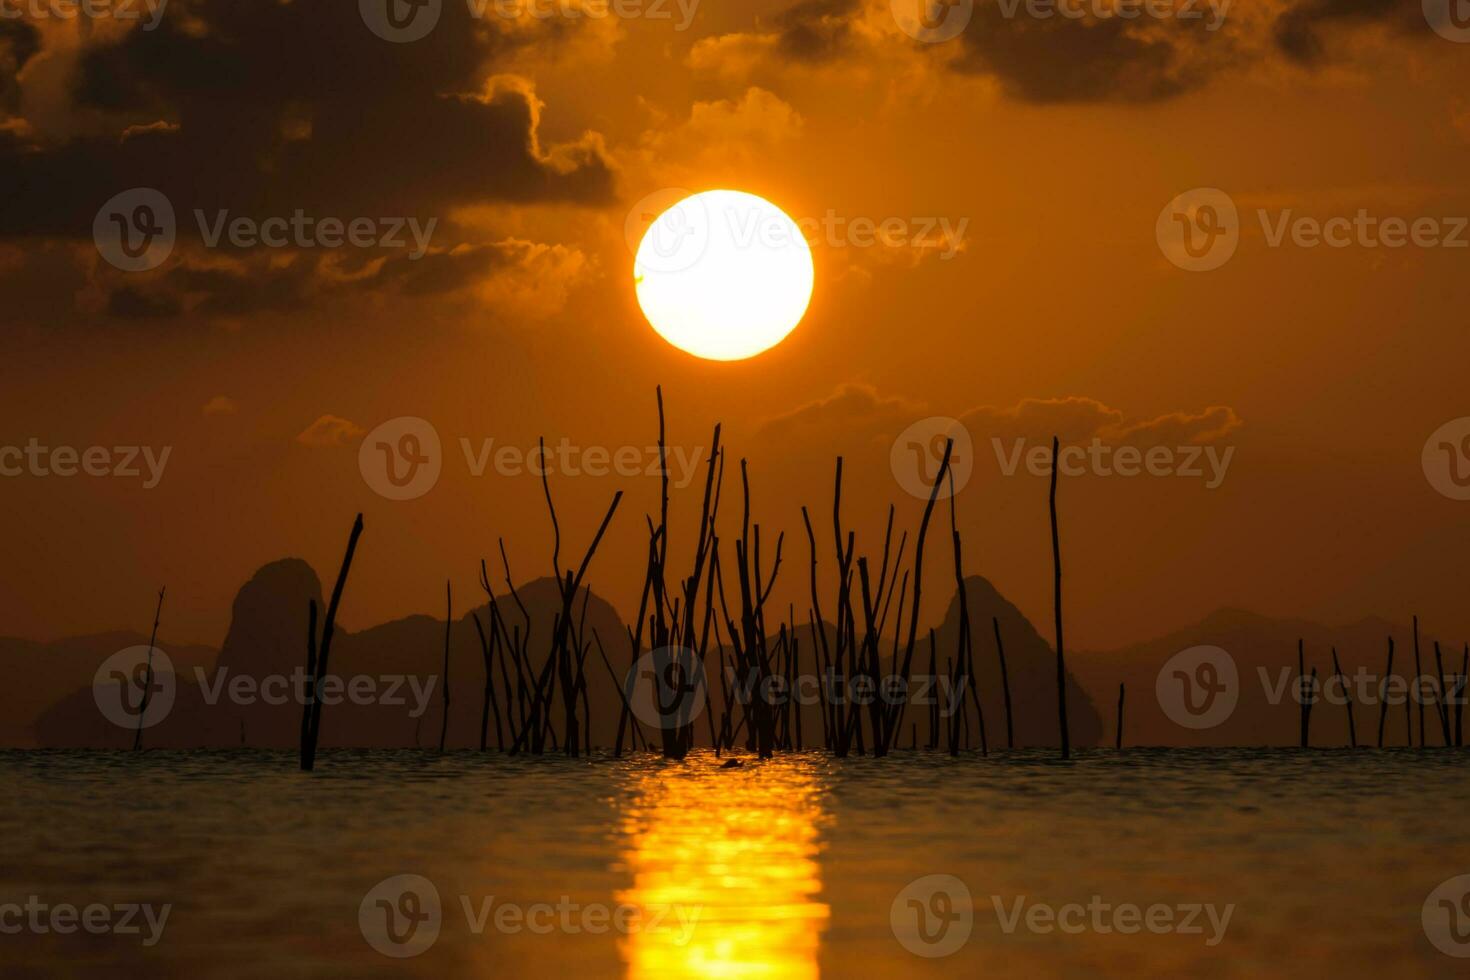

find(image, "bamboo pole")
[1115,683,1125,750]
[439,580,451,753]
[1376,636,1393,748]
[301,513,365,772]
[133,587,165,751]
[1331,647,1356,748]
[1049,436,1070,760]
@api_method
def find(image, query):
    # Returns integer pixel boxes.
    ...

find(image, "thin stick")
[993,617,1014,750]
[1376,636,1393,748]
[301,513,365,772]
[132,587,165,751]
[1115,682,1125,750]
[1049,436,1070,760]
[1413,615,1425,747]
[439,580,452,753]
[1331,647,1356,748]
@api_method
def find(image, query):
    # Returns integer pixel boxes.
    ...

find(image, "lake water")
[3,748,1469,977]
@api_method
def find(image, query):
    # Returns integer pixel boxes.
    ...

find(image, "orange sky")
[2,0,1468,651]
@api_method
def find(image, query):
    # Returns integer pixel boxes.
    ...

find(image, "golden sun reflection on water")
[616,756,831,979]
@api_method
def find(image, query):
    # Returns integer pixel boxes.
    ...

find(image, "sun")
[634,190,814,361]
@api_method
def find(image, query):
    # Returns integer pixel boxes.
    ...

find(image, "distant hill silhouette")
[2,632,216,748]
[1072,609,1461,747]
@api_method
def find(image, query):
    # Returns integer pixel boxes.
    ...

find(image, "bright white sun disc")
[634,190,814,361]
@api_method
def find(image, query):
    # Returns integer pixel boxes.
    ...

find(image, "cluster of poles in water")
[126,388,1463,769]
[287,388,1078,771]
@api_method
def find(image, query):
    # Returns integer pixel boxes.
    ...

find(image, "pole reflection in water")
[616,754,831,979]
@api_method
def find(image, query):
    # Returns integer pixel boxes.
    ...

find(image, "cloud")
[632,87,803,186]
[0,3,616,239]
[691,0,1439,105]
[758,382,921,440]
[759,385,1241,451]
[296,415,365,448]
[946,4,1231,104]
[76,235,591,321]
[961,396,1242,446]
[0,19,39,116]
[1272,0,1421,64]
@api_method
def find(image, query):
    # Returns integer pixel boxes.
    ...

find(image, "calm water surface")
[3,748,1468,977]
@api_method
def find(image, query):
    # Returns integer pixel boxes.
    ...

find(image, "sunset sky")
[2,0,1468,652]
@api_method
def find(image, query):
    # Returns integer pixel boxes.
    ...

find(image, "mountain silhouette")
[25,561,1442,749]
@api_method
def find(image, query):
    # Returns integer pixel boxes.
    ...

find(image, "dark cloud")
[0,1,615,239]
[774,0,862,61]
[82,239,579,319]
[1274,0,1419,64]
[0,19,39,114]
[948,3,1226,104]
